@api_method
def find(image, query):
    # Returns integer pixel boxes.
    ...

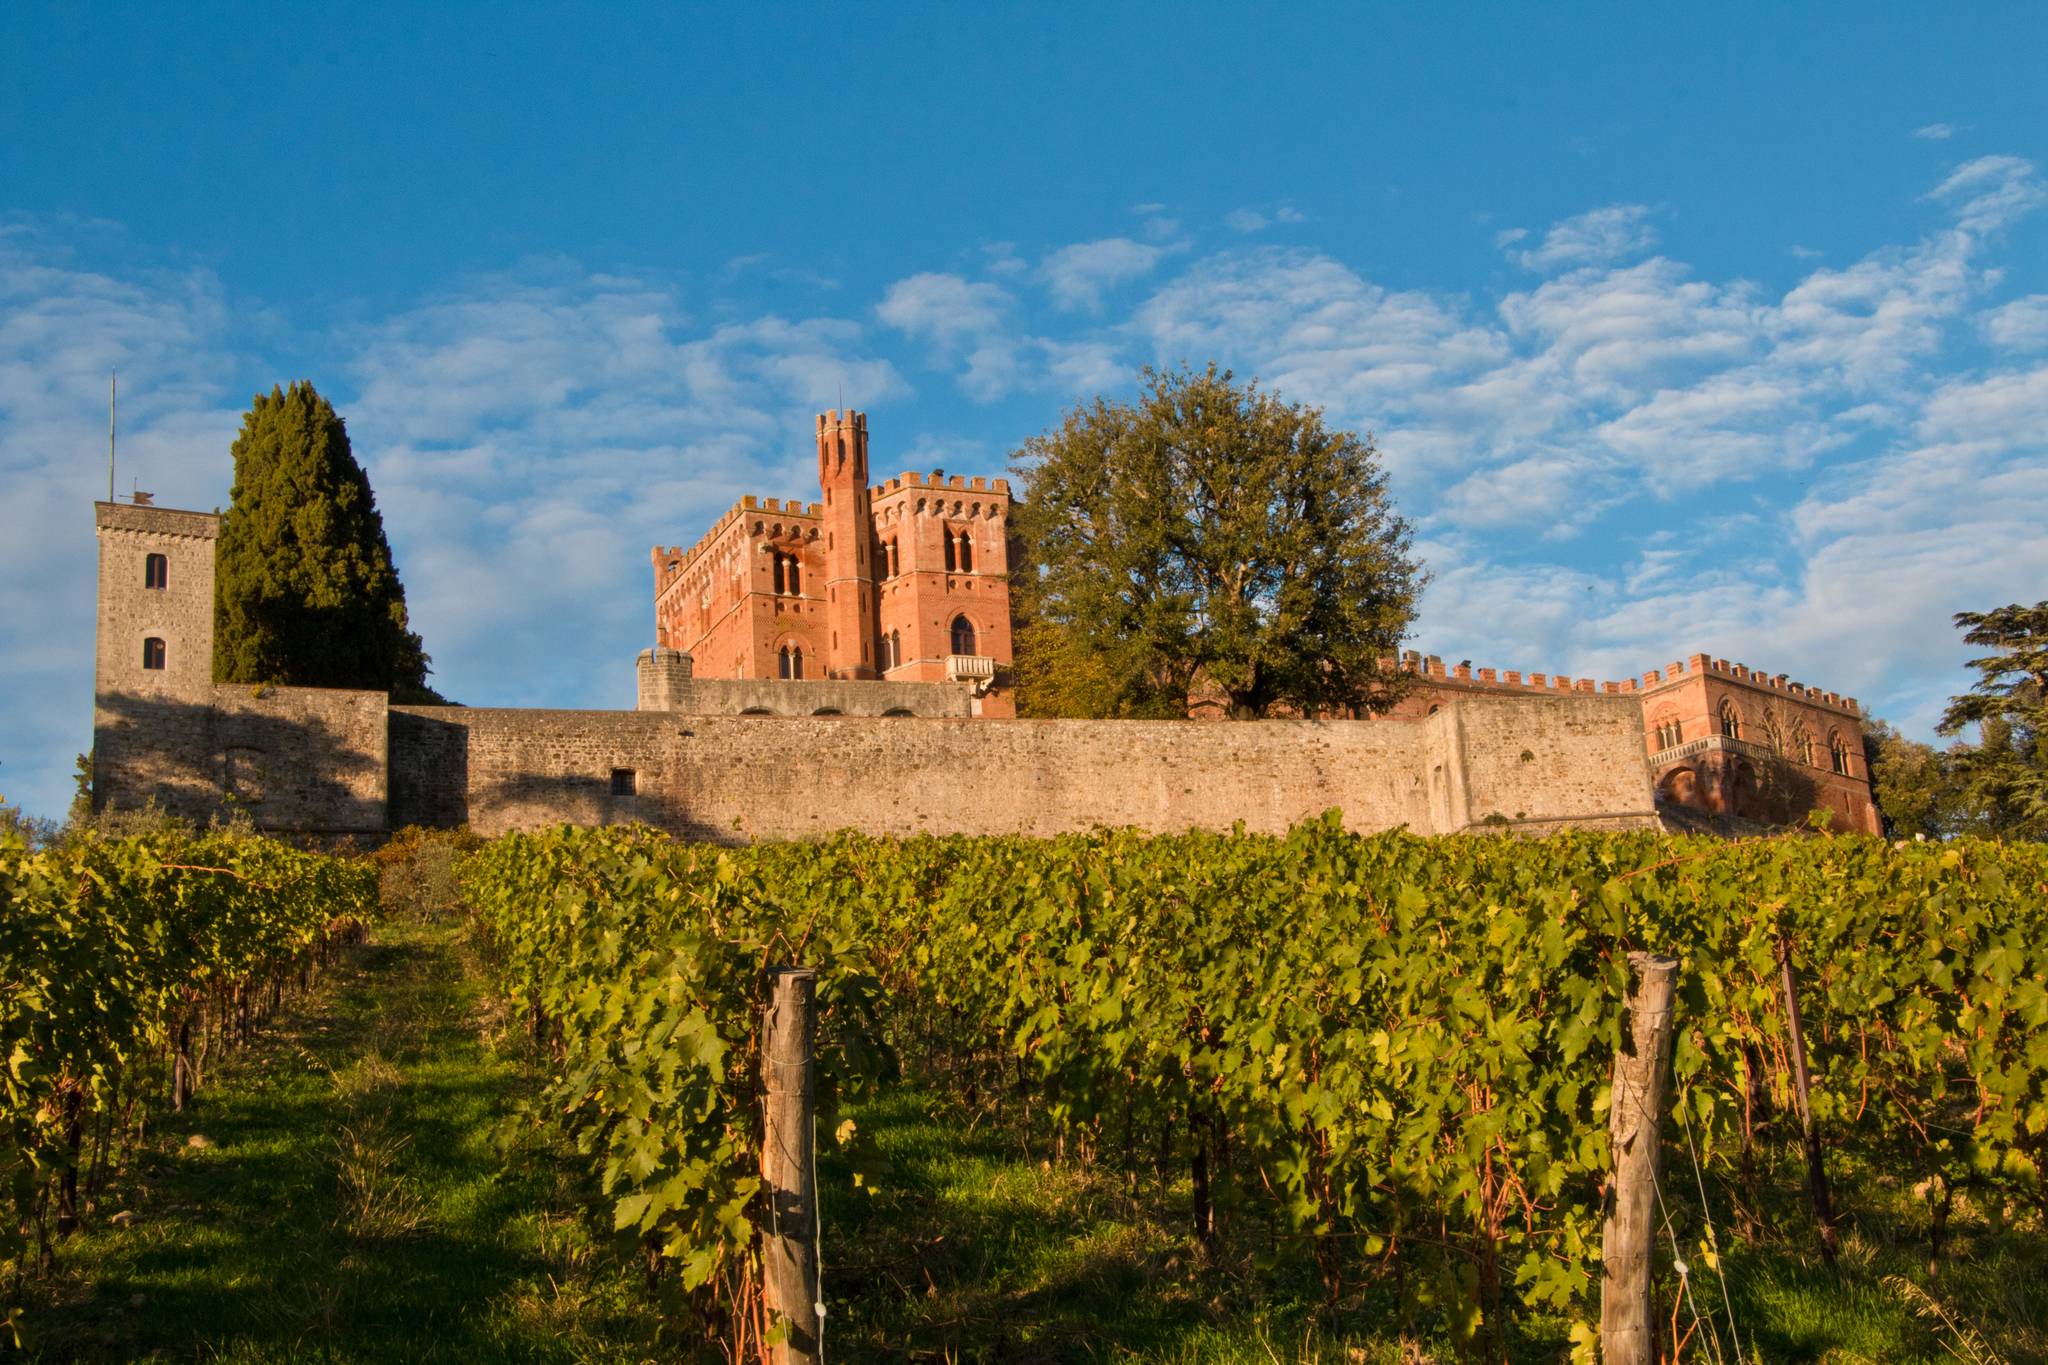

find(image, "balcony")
[944,654,996,684]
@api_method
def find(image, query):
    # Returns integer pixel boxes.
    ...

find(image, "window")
[142,637,166,670]
[610,768,637,797]
[788,556,800,595]
[943,530,957,573]
[1829,732,1851,775]
[145,553,168,589]
[958,532,973,573]
[950,615,976,655]
[887,629,901,670]
[887,538,899,578]
[1652,719,1682,750]
[772,553,784,595]
[1718,700,1742,741]
[778,645,805,680]
[1790,723,1812,766]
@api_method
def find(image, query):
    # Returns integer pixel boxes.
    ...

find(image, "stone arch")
[950,614,977,656]
[881,708,914,717]
[812,707,842,717]
[1657,764,1703,809]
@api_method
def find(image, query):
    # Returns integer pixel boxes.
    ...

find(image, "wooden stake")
[1601,951,1680,1365]
[760,967,821,1365]
[1777,934,1839,1265]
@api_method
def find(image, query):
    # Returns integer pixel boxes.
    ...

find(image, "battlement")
[1398,649,1860,716]
[817,408,868,432]
[94,501,219,541]
[871,470,1013,499]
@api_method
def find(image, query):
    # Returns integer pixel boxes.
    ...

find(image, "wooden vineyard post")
[1601,952,1680,1365]
[1777,934,1839,1265]
[761,967,822,1365]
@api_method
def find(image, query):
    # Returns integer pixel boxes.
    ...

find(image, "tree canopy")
[1009,366,1425,719]
[214,382,444,703]
[1936,601,2047,838]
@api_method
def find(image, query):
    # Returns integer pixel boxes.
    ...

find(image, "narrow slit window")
[958,533,972,573]
[143,637,166,670]
[943,530,957,573]
[145,553,168,590]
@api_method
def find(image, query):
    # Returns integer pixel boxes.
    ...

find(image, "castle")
[86,407,1877,839]
[649,410,1015,716]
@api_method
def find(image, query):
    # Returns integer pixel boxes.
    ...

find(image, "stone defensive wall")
[95,683,389,833]
[383,691,1656,841]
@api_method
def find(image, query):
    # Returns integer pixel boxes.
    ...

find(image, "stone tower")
[816,409,878,679]
[94,501,221,705]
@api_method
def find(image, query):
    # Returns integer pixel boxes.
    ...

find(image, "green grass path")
[27,918,658,1364]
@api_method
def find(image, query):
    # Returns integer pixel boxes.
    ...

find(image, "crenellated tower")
[817,409,878,679]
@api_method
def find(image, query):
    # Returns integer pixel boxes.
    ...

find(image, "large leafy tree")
[1936,601,2047,839]
[214,382,444,703]
[1861,719,1972,840]
[1010,366,1425,719]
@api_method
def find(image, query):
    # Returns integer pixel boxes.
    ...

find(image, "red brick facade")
[1389,651,1880,833]
[651,411,1016,717]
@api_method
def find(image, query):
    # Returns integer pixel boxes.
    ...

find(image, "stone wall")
[641,672,974,719]
[1431,694,1660,833]
[387,694,1658,840]
[96,684,389,832]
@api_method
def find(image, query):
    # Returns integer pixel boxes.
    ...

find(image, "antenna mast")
[108,370,117,502]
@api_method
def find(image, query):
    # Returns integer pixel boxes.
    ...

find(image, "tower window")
[142,637,166,670]
[943,531,957,573]
[145,553,168,589]
[958,532,973,573]
[950,615,976,656]
[773,553,785,595]
[610,768,637,797]
[1718,700,1742,741]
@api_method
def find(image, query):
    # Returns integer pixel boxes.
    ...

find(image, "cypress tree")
[214,381,446,703]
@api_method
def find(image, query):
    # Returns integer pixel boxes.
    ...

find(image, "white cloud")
[1225,209,1268,234]
[1984,294,2048,351]
[1511,204,1658,272]
[1041,237,1166,310]
[1913,122,1961,141]
[1925,155,2046,234]
[875,272,1013,345]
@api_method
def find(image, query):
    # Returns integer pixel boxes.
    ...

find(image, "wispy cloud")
[1913,122,1961,141]
[1041,237,1167,310]
[1508,205,1658,272]
[1985,294,2048,351]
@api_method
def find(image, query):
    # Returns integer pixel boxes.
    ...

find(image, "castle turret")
[635,645,693,710]
[817,409,878,679]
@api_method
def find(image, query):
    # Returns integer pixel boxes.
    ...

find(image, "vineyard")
[459,817,2048,1360]
[0,827,377,1346]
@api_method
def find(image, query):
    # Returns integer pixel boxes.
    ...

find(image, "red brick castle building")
[650,410,1015,716]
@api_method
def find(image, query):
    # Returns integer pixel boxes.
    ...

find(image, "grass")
[22,903,2045,1362]
[19,916,665,1363]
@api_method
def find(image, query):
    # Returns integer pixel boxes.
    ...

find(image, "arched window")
[887,538,899,578]
[943,530,957,573]
[787,555,801,596]
[142,637,166,670]
[1718,699,1742,741]
[1789,722,1812,766]
[950,615,976,656]
[1651,718,1682,750]
[772,553,785,595]
[778,645,793,679]
[790,646,803,679]
[958,532,973,573]
[1829,731,1851,775]
[145,553,168,589]
[889,629,901,670]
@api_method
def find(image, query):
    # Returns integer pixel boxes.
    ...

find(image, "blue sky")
[4,3,2046,818]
